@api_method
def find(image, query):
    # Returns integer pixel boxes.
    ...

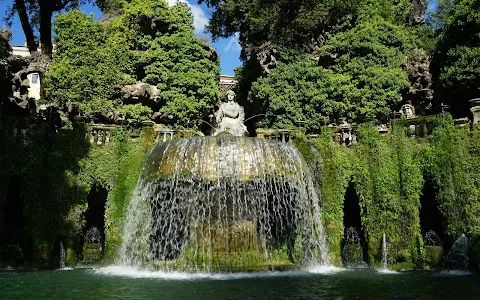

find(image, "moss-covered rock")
[66,247,77,267]
[424,246,443,268]
[83,243,103,263]
[343,244,364,267]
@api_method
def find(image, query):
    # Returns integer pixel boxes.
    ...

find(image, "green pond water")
[0,267,479,300]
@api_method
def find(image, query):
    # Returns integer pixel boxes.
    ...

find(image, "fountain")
[376,233,398,273]
[424,230,443,268]
[118,91,329,272]
[382,233,388,269]
[444,234,469,271]
[83,227,103,263]
[59,241,66,269]
[342,227,366,267]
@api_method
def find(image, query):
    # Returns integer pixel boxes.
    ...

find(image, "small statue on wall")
[400,103,416,119]
[214,90,248,136]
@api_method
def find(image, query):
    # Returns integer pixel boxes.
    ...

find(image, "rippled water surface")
[1,267,479,300]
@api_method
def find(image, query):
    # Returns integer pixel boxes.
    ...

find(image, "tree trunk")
[39,5,54,58]
[14,0,38,53]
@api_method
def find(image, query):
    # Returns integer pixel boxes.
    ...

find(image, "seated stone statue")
[214,90,248,136]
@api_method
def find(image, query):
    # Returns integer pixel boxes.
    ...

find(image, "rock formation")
[409,0,428,25]
[405,49,433,116]
[121,82,161,104]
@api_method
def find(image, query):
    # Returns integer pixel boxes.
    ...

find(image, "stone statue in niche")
[214,90,248,136]
[400,103,416,119]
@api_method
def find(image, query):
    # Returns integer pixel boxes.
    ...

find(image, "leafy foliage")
[0,120,154,267]
[44,0,219,127]
[321,17,412,123]
[249,17,412,130]
[250,60,353,130]
[422,116,480,239]
[431,0,480,116]
[44,10,133,119]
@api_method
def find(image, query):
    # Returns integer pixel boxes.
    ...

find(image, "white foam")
[439,270,472,276]
[376,268,399,274]
[57,267,74,271]
[94,266,313,281]
[306,265,346,274]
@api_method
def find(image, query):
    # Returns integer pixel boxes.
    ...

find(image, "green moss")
[389,261,416,270]
[66,248,77,267]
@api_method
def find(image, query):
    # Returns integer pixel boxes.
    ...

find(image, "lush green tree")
[43,10,133,120]
[2,0,96,56]
[249,16,413,130]
[249,60,353,130]
[121,0,220,125]
[431,0,480,116]
[321,16,412,122]
[201,0,412,52]
[44,0,219,127]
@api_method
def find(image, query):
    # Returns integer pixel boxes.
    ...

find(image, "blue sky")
[0,0,242,75]
[1,0,438,75]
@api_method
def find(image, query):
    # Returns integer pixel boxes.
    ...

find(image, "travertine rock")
[121,82,160,104]
[405,49,433,116]
[410,0,428,25]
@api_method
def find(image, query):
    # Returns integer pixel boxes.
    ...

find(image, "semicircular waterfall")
[119,136,329,272]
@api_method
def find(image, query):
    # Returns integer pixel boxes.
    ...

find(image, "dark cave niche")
[342,180,368,266]
[80,185,108,260]
[0,178,29,265]
[419,178,445,243]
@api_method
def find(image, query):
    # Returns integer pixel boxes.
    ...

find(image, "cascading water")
[119,136,329,272]
[60,241,66,269]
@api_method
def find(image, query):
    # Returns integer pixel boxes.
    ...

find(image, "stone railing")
[255,129,295,144]
[154,127,205,144]
[155,128,178,143]
[88,125,116,145]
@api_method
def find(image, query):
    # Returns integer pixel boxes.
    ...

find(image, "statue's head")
[401,103,415,118]
[225,90,236,102]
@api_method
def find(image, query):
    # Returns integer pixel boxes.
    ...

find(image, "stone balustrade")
[155,128,178,143]
[88,125,115,145]
[255,129,294,144]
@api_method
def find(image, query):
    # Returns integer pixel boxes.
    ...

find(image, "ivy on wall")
[352,125,423,267]
[422,116,480,267]
[2,115,480,269]
[297,125,424,268]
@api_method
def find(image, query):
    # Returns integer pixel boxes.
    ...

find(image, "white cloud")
[166,0,209,33]
[224,33,241,52]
